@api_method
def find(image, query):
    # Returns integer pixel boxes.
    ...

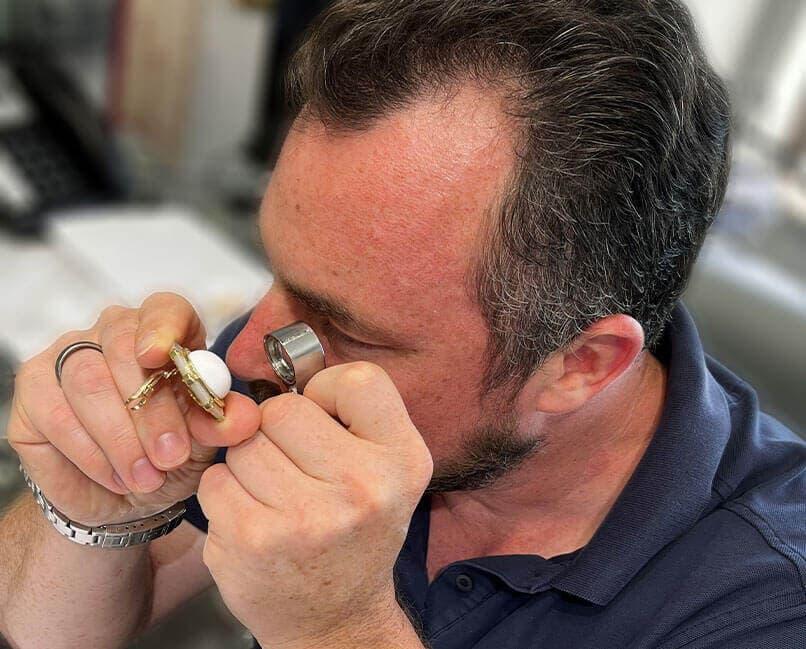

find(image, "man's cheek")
[407,378,483,430]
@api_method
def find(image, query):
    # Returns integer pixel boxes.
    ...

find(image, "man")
[1,1,804,648]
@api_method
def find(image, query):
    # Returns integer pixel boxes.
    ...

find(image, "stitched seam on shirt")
[709,379,742,499]
[713,457,805,511]
[716,371,752,407]
[656,590,806,648]
[711,475,733,501]
[721,501,806,594]
[428,590,500,640]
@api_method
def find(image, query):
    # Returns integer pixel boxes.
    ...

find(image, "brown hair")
[287,0,731,390]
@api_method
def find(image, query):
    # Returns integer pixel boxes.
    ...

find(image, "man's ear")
[524,315,646,414]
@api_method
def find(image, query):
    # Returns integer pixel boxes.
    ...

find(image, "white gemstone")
[188,350,232,399]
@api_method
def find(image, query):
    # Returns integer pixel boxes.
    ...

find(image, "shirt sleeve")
[182,311,253,533]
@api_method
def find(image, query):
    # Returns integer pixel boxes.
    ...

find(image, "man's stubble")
[249,379,545,494]
[426,410,545,494]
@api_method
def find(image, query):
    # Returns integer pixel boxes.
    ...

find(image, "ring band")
[54,341,103,386]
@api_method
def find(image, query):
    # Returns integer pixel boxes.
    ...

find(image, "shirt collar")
[549,303,733,605]
[396,303,735,607]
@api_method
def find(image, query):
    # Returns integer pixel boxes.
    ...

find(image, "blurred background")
[0,0,803,647]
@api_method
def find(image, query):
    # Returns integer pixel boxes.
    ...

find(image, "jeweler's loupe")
[263,321,325,394]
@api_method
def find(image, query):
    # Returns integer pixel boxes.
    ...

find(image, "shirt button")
[455,573,474,592]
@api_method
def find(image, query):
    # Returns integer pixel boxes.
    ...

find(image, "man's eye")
[323,322,376,351]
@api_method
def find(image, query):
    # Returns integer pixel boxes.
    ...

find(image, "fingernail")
[136,333,157,357]
[112,471,128,492]
[155,432,188,466]
[132,457,165,492]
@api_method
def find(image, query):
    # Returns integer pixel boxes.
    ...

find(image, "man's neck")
[426,352,667,581]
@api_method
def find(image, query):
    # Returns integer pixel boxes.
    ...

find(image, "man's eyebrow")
[274,271,411,348]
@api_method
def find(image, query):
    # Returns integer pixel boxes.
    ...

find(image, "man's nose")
[224,285,303,385]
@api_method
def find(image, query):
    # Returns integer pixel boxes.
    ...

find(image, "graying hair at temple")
[286,0,732,392]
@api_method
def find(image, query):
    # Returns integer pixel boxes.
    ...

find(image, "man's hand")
[7,292,260,527]
[197,361,433,648]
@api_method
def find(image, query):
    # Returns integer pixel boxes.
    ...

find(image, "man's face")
[226,86,541,488]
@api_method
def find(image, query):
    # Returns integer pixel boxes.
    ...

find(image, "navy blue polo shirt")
[184,304,806,648]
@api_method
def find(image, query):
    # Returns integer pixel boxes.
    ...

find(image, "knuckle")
[140,292,194,326]
[364,482,395,514]
[409,435,433,470]
[6,401,38,448]
[341,475,393,519]
[170,292,193,312]
[326,507,358,537]
[5,417,26,451]
[201,536,222,570]
[13,359,38,389]
[327,488,389,539]
[76,441,109,474]
[201,537,213,567]
[410,454,434,493]
[240,518,272,554]
[104,324,138,359]
[197,462,228,503]
[103,422,139,451]
[66,360,112,397]
[260,392,302,428]
[99,311,137,341]
[143,291,185,307]
[51,330,85,352]
[227,434,255,463]
[64,439,113,484]
[138,402,187,439]
[97,304,128,326]
[43,399,78,430]
[392,439,433,497]
[340,362,382,387]
[42,330,91,367]
[6,384,38,438]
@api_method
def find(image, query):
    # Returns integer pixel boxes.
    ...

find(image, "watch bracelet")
[18,463,186,548]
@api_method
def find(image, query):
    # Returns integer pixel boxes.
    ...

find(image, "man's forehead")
[260,86,515,315]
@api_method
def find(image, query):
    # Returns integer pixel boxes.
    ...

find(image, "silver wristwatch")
[19,463,186,549]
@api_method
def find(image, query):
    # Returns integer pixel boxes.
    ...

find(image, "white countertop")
[0,205,271,363]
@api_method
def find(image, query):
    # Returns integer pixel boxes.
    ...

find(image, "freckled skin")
[226,86,518,470]
[224,83,668,568]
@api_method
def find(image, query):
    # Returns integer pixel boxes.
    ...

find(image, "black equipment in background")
[246,0,333,167]
[0,49,127,234]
